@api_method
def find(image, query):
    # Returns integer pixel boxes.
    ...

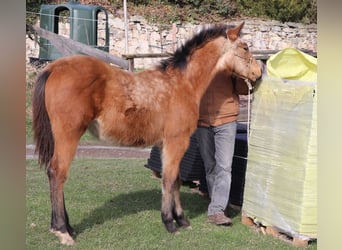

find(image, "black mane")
[158,24,232,71]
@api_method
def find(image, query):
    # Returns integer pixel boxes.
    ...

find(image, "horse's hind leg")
[161,136,191,233]
[47,126,84,245]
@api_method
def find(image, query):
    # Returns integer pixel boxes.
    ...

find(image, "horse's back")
[45,55,119,88]
[42,55,166,147]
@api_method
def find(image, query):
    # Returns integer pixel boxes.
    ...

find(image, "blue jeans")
[196,121,237,216]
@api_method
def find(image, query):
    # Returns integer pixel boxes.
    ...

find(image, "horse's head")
[218,22,262,82]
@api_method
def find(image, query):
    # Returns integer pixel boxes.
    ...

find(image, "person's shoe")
[207,213,232,226]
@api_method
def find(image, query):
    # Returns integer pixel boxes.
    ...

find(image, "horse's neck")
[185,38,227,104]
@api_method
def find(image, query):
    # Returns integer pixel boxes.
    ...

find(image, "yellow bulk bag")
[267,48,317,82]
[242,48,317,239]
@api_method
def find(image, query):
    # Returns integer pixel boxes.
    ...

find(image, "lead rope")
[245,79,253,147]
[233,79,252,162]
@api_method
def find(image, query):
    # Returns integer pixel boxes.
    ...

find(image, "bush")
[236,0,317,24]
[26,0,316,33]
[170,0,237,18]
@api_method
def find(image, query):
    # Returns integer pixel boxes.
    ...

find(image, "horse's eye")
[239,43,249,52]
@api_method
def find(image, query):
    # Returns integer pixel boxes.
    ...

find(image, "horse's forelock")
[158,24,234,71]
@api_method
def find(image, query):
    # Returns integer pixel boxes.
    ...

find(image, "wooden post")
[128,58,134,72]
[31,25,129,70]
[172,23,177,52]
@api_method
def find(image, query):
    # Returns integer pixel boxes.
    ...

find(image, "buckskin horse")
[32,22,261,245]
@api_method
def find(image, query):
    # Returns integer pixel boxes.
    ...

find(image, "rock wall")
[26,13,317,69]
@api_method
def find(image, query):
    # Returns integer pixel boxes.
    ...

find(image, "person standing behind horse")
[196,71,255,226]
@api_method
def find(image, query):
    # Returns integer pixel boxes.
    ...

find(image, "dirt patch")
[26,144,151,160]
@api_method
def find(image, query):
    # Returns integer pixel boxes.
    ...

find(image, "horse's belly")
[87,116,162,147]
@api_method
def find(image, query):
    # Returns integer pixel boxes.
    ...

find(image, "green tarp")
[242,48,317,238]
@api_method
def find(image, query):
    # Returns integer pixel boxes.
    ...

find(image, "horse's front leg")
[161,136,191,233]
[172,175,191,229]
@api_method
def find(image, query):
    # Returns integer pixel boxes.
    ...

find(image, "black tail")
[32,69,54,168]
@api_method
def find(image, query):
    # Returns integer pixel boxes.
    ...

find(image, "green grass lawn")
[26,69,316,249]
[26,158,317,250]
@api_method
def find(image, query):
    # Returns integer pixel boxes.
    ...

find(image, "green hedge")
[236,0,316,23]
[169,0,316,24]
[26,0,316,32]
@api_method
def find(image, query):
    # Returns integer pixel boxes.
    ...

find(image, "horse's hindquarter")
[44,56,111,133]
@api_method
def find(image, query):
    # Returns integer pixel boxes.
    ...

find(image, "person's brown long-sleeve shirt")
[198,72,251,127]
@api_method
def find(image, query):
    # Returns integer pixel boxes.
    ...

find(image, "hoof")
[50,229,75,246]
[183,225,192,230]
[165,222,179,234]
[174,213,190,229]
[177,220,190,228]
[174,230,181,235]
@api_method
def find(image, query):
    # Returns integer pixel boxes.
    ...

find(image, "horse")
[32,22,261,245]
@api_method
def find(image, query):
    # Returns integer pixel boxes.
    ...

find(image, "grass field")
[25,66,316,249]
[26,158,317,249]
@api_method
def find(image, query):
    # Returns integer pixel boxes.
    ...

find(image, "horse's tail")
[32,69,54,169]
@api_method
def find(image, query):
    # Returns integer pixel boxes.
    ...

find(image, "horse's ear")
[227,22,244,41]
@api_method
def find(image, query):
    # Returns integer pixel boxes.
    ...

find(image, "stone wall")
[26,13,317,69]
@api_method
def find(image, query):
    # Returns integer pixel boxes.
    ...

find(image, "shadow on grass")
[73,188,211,237]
